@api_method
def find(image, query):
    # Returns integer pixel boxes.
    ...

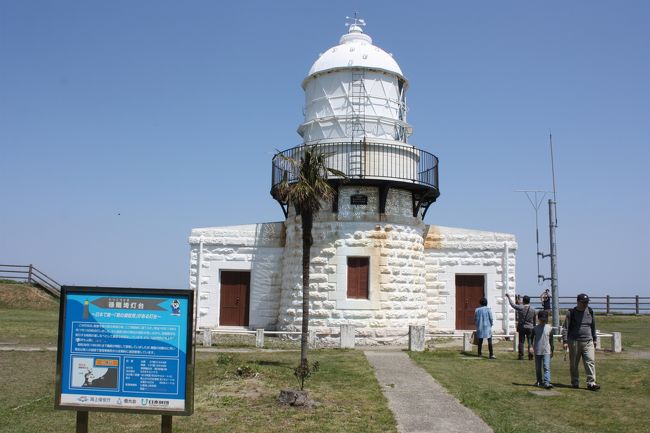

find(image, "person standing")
[474,297,495,359]
[562,293,600,391]
[532,310,554,389]
[540,288,552,312]
[506,293,536,360]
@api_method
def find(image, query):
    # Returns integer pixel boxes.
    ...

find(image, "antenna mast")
[517,134,561,330]
[547,133,560,330]
[516,190,550,284]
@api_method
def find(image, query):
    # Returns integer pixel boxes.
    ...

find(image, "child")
[532,310,554,389]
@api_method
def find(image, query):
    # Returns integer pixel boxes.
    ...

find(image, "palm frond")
[274,145,348,214]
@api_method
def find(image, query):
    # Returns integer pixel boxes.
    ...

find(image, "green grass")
[208,333,301,350]
[411,315,650,433]
[597,315,650,351]
[0,282,59,346]
[0,309,59,345]
[0,350,397,433]
[2,281,648,433]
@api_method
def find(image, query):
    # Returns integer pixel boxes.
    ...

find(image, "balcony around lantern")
[270,140,439,214]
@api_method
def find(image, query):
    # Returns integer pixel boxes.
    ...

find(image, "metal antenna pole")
[516,190,550,286]
[549,198,559,330]
[548,133,560,330]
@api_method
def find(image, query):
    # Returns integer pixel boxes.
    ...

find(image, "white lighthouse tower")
[270,18,440,342]
[189,18,517,343]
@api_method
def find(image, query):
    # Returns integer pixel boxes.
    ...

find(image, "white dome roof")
[305,24,405,84]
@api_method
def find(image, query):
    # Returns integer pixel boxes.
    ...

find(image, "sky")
[1,1,649,297]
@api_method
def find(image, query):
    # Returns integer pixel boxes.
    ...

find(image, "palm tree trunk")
[300,209,313,368]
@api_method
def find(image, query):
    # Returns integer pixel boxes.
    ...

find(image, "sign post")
[55,286,195,431]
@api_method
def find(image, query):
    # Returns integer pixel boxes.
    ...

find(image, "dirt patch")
[0,283,58,310]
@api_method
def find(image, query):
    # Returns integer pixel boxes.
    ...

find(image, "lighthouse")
[270,18,440,341]
[189,19,517,343]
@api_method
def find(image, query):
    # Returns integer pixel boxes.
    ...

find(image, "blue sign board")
[55,286,194,415]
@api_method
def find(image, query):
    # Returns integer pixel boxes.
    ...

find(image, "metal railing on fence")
[0,264,61,297]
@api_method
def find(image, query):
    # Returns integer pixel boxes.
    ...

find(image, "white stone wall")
[187,192,518,344]
[277,186,428,344]
[423,225,518,334]
[188,223,285,329]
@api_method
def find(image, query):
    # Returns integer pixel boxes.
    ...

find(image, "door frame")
[438,265,497,331]
[219,270,251,327]
[455,274,486,330]
[205,262,252,328]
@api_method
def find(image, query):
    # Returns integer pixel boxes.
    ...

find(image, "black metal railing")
[271,141,439,194]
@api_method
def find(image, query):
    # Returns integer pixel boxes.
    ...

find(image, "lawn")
[0,350,397,433]
[411,315,650,433]
[0,283,396,433]
[2,282,649,433]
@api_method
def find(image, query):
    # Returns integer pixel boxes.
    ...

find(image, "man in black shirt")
[562,293,600,391]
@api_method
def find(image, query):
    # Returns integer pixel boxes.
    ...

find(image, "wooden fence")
[0,264,61,297]
[530,295,649,315]
[0,264,646,313]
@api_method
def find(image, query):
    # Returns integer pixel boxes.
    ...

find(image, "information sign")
[350,194,368,205]
[55,286,195,415]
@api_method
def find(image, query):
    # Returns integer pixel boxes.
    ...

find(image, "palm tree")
[275,145,345,370]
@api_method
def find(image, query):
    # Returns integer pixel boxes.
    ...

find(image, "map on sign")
[55,287,194,414]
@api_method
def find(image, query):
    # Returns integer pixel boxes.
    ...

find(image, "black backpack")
[517,306,534,329]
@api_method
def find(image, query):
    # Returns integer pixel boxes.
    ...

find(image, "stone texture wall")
[189,223,285,329]
[187,187,518,343]
[277,186,428,344]
[423,225,518,334]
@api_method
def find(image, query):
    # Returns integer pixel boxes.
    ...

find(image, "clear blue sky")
[2,1,649,297]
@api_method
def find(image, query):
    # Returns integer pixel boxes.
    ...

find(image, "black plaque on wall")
[350,194,368,205]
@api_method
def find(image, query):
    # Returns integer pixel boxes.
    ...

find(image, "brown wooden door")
[219,271,250,326]
[455,275,485,330]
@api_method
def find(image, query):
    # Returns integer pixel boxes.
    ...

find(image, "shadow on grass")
[254,360,287,367]
[511,382,575,388]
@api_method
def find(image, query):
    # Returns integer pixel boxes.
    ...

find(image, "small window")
[347,257,369,299]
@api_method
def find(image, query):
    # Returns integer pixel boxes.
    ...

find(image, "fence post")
[308,330,317,348]
[513,332,519,353]
[202,329,212,347]
[606,295,610,315]
[611,332,622,353]
[255,329,265,348]
[28,264,33,284]
[636,295,640,315]
[408,325,426,352]
[463,332,472,352]
[339,325,355,349]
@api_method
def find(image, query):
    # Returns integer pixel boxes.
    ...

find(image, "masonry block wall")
[188,187,518,343]
[189,223,285,329]
[424,225,517,334]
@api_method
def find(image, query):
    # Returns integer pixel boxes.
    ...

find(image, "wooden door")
[455,275,485,330]
[219,271,250,326]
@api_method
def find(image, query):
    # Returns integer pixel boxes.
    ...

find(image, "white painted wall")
[423,225,517,334]
[187,197,518,341]
[189,223,285,329]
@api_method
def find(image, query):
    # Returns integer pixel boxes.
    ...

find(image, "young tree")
[275,145,345,370]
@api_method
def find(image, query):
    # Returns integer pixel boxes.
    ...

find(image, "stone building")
[189,20,517,343]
